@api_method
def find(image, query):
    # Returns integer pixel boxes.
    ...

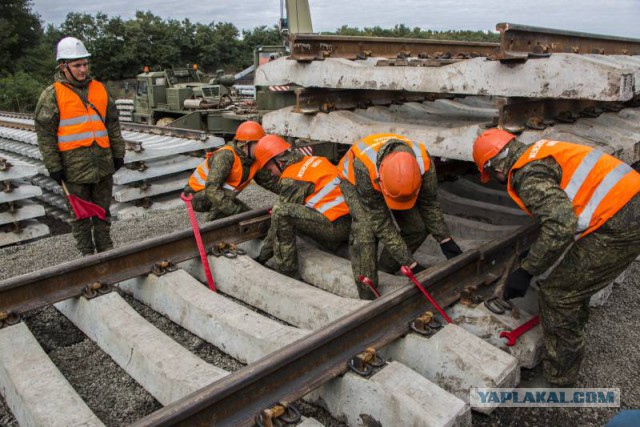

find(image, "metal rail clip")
[151,260,177,276]
[210,242,246,258]
[348,347,386,377]
[409,311,443,336]
[0,311,21,328]
[255,402,301,427]
[82,282,113,299]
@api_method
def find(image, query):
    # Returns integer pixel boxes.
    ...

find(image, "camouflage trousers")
[340,182,429,299]
[538,194,640,386]
[258,202,351,276]
[65,175,114,256]
[189,191,249,221]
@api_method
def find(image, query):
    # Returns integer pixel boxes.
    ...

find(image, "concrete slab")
[111,191,184,220]
[447,303,543,369]
[381,324,520,414]
[0,158,39,180]
[297,240,404,298]
[55,292,227,405]
[439,188,529,226]
[118,269,310,363]
[180,255,367,330]
[120,131,223,163]
[298,417,324,426]
[0,201,45,225]
[590,283,614,307]
[0,220,49,247]
[0,184,42,204]
[113,155,201,185]
[0,322,103,427]
[113,171,190,202]
[307,361,470,427]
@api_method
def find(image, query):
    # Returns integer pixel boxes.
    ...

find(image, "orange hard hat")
[472,129,516,183]
[255,135,291,168]
[235,120,265,142]
[378,151,422,210]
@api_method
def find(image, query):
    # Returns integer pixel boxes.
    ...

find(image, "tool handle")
[358,275,381,298]
[511,314,540,334]
[401,266,452,324]
[181,195,216,292]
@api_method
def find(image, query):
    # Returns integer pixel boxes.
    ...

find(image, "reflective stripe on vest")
[187,146,258,193]
[281,156,350,221]
[54,81,109,151]
[507,140,640,238]
[338,133,430,192]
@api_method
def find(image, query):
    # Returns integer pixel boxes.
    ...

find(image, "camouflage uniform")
[35,71,125,255]
[340,140,451,299]
[500,139,640,386]
[257,151,351,276]
[183,140,280,221]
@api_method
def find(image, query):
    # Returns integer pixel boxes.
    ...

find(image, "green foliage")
[0,0,44,75]
[0,71,47,112]
[331,24,499,42]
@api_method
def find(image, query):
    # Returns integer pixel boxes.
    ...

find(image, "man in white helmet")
[35,37,126,255]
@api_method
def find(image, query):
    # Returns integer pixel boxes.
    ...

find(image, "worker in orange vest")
[473,129,640,387]
[35,37,125,255]
[254,135,351,279]
[339,133,462,299]
[183,121,279,220]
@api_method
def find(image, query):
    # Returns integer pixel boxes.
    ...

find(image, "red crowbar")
[180,193,216,292]
[358,275,381,298]
[500,315,540,346]
[400,265,452,324]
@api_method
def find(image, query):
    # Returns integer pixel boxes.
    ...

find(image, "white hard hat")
[56,37,91,61]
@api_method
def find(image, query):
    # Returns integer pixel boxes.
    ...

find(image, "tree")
[0,0,43,75]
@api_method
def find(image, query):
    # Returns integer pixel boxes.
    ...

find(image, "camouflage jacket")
[352,140,451,266]
[35,71,125,184]
[504,140,579,276]
[184,141,280,217]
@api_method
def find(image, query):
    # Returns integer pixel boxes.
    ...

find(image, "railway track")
[0,177,553,426]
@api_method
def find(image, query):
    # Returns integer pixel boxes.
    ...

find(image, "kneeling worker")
[338,133,463,299]
[255,135,351,279]
[473,129,640,387]
[183,121,279,219]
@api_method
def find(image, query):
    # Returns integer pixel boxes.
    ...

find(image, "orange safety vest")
[507,139,640,238]
[281,156,350,221]
[338,133,431,191]
[54,81,109,151]
[188,146,259,192]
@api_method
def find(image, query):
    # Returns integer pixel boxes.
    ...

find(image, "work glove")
[440,238,463,259]
[503,267,533,300]
[49,170,64,185]
[113,158,125,171]
[411,263,428,275]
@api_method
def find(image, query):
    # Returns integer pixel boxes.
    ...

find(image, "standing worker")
[35,37,125,255]
[255,135,351,279]
[473,129,640,387]
[338,133,463,299]
[183,121,279,219]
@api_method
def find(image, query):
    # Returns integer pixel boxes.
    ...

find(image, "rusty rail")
[497,22,640,60]
[289,23,640,62]
[289,33,499,61]
[0,209,271,321]
[133,222,538,427]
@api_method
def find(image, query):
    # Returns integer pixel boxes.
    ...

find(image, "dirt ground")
[0,184,638,426]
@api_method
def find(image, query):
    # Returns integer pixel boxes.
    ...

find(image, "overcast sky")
[31,0,640,38]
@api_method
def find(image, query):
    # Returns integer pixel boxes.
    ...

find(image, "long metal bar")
[0,209,271,317]
[289,33,499,61]
[497,22,640,60]
[133,222,538,427]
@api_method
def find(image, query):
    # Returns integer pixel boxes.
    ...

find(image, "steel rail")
[0,209,271,319]
[133,222,538,427]
[289,33,500,61]
[497,22,640,60]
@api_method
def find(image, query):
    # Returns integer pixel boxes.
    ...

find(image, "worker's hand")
[113,158,125,171]
[503,267,533,300]
[440,238,463,259]
[49,170,64,185]
[406,262,427,275]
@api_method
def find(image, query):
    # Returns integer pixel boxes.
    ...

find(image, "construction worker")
[473,129,640,387]
[255,136,351,279]
[35,37,125,255]
[338,133,463,299]
[183,121,279,220]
